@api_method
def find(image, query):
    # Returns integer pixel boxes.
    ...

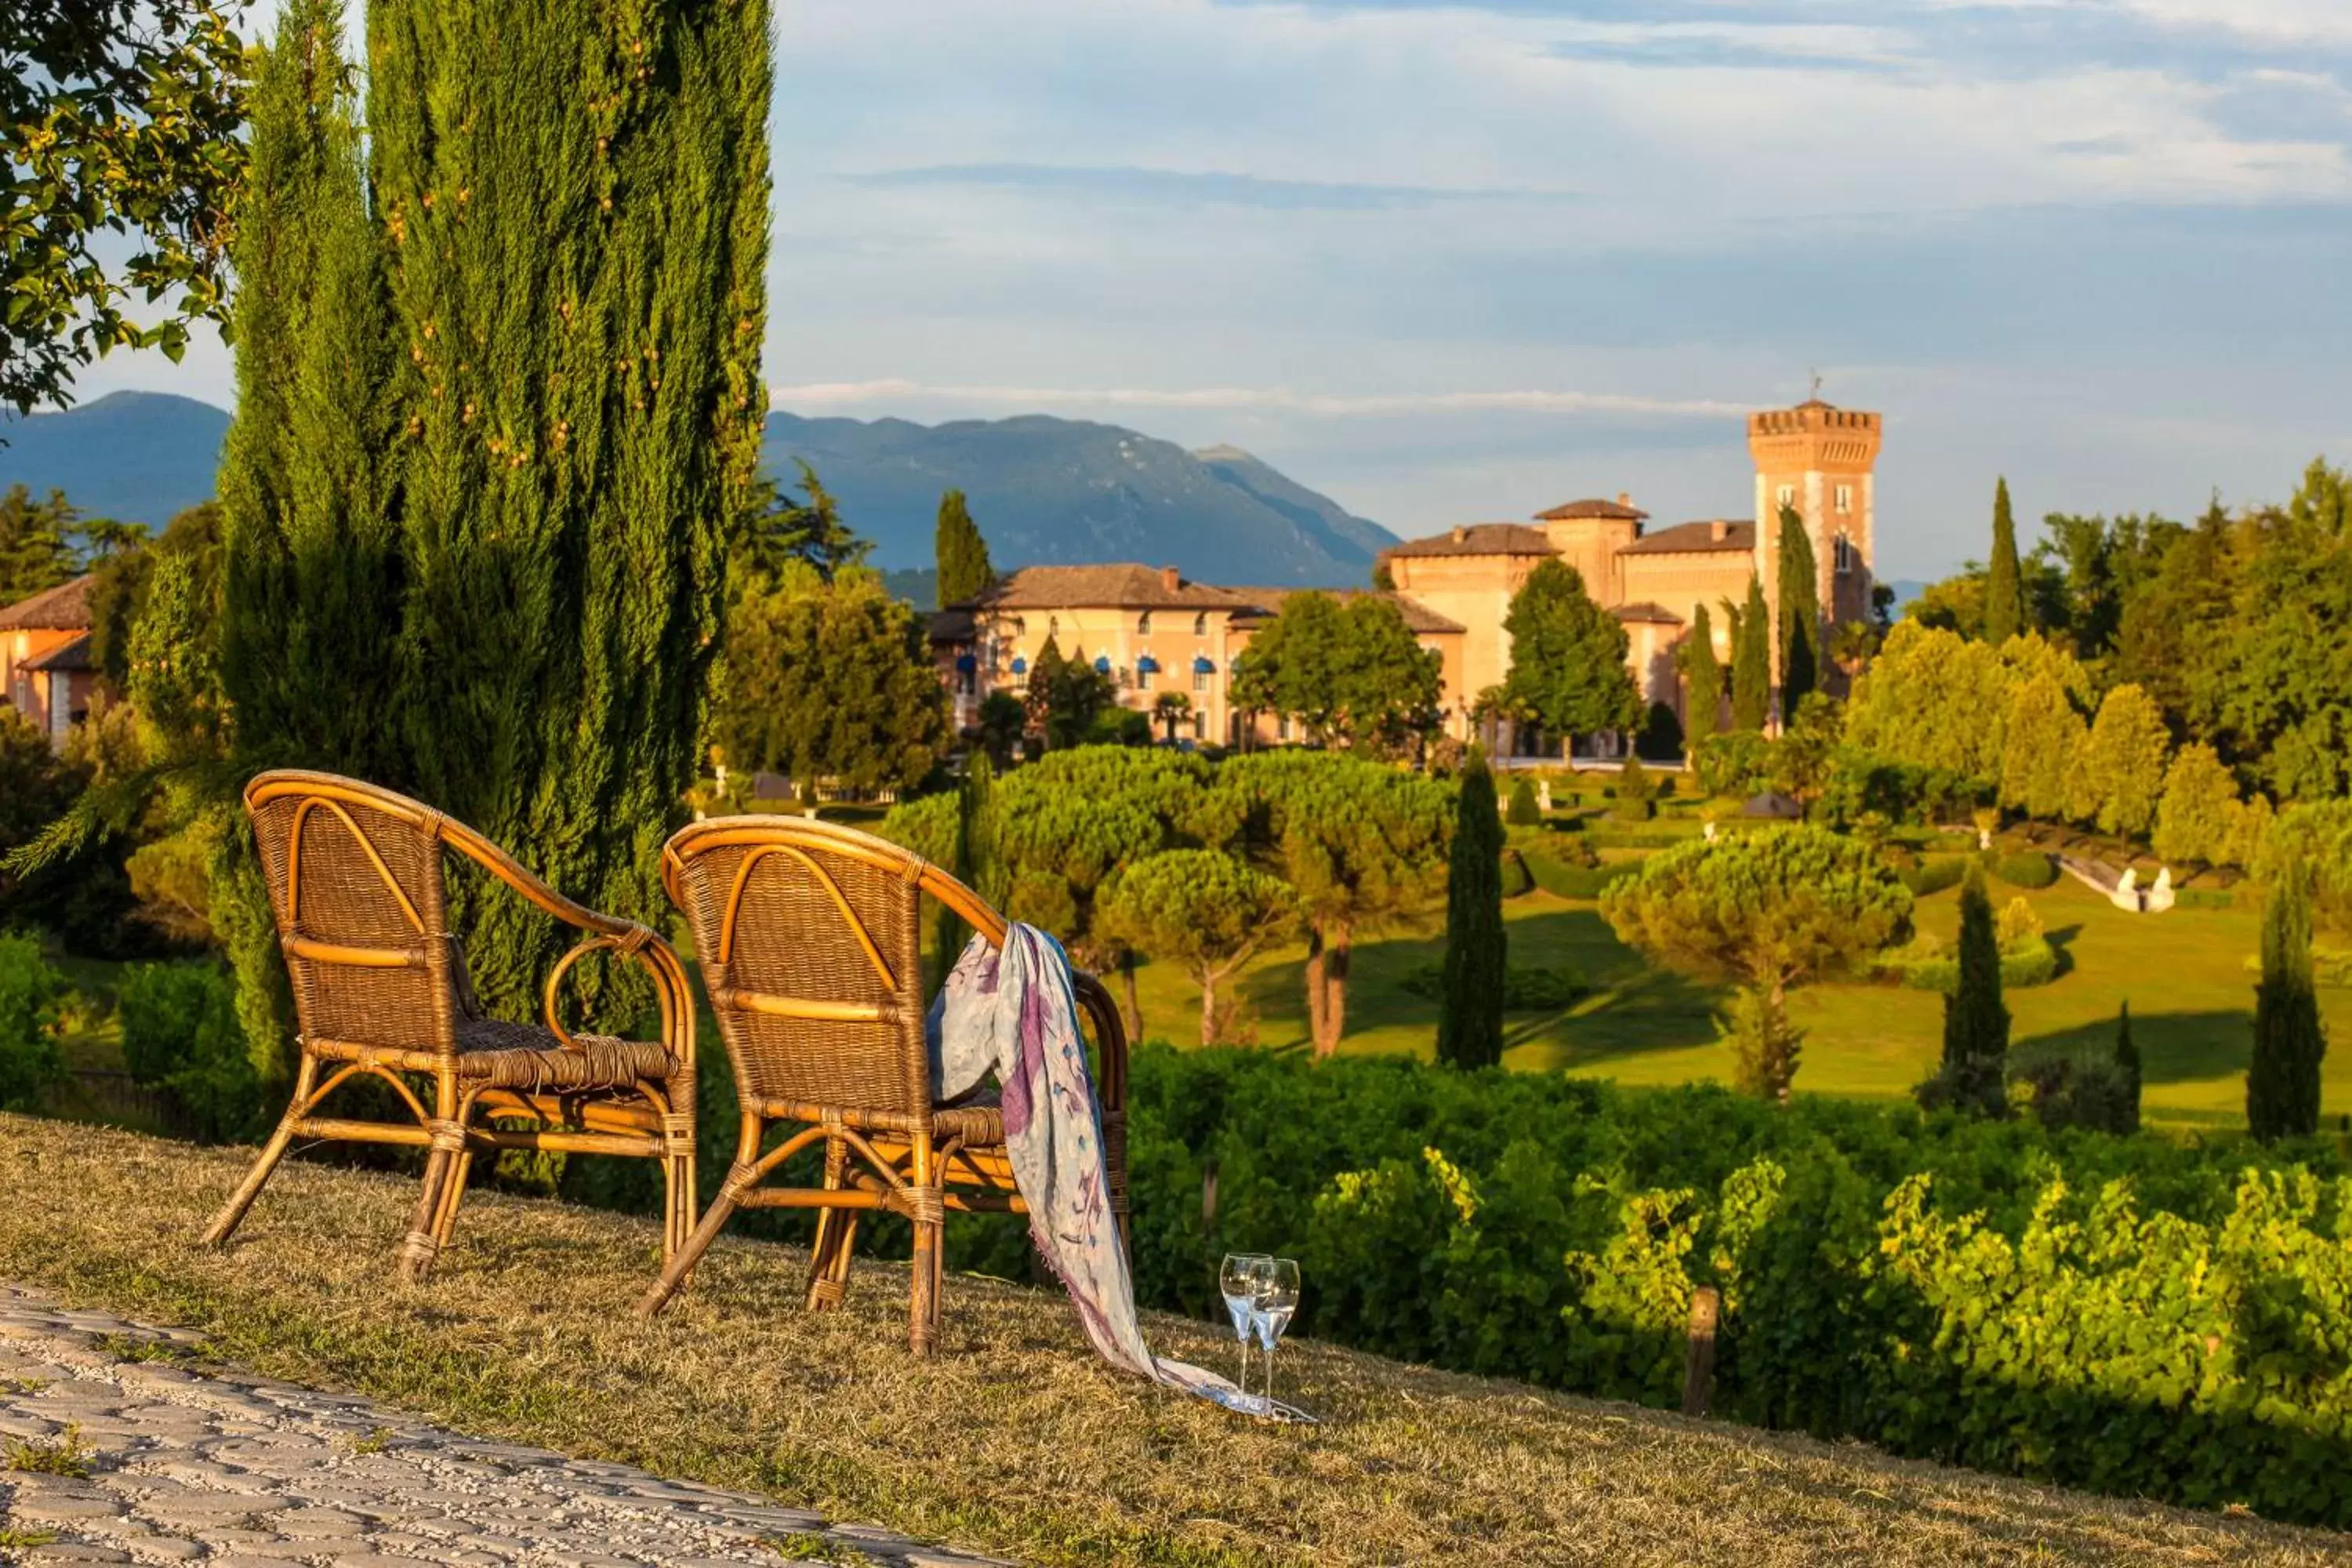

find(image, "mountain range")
[0,392,1396,588]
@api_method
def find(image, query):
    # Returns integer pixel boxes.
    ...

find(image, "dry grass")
[2,1116,2347,1568]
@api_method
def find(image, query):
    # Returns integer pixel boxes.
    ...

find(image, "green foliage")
[733,463,869,585]
[1847,623,2093,792]
[1731,578,1771,732]
[1232,591,1442,753]
[2115,1001,2141,1131]
[1098,850,1293,1046]
[715,564,949,793]
[1920,866,2009,1118]
[932,488,994,608]
[1436,753,1504,1069]
[1995,673,2085,822]
[1519,851,1637,901]
[1679,605,1722,756]
[1693,728,1771,800]
[1635,702,1682,764]
[2068,683,2171,837]
[2248,867,2327,1142]
[116,960,263,1142]
[1112,1044,2352,1525]
[1774,505,1819,712]
[1715,985,1802,1103]
[0,486,85,604]
[0,2,246,414]
[1611,756,1655,822]
[1030,637,1116,750]
[371,0,771,1020]
[2152,742,2242,867]
[932,753,1003,986]
[1991,850,2058,890]
[1400,960,1582,1011]
[1882,934,2059,993]
[1504,776,1541,827]
[975,691,1026,769]
[2263,801,2352,938]
[1983,477,2026,643]
[1501,561,1639,750]
[0,932,65,1112]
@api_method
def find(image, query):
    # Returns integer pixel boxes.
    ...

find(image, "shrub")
[1505,777,1542,827]
[1521,851,1637,901]
[1879,935,2060,993]
[1400,961,1584,1011]
[1104,1044,2352,1526]
[1897,857,1969,897]
[0,933,65,1112]
[1991,850,2058,889]
[2014,1055,2137,1134]
[117,961,264,1143]
[1613,757,1657,821]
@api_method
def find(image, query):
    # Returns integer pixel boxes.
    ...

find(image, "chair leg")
[430,1150,474,1250]
[399,1147,455,1284]
[907,1135,940,1358]
[200,1054,319,1247]
[805,1134,856,1312]
[638,1182,744,1318]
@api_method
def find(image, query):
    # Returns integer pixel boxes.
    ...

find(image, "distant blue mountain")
[765,412,1396,588]
[0,394,1399,589]
[0,390,230,528]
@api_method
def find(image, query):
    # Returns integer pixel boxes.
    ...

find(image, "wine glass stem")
[1265,1341,1275,1408]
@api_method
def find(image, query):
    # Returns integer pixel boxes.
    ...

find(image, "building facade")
[0,575,96,751]
[931,397,1879,749]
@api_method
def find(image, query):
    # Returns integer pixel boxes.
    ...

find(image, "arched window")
[1047,615,1058,637]
[1013,617,1026,637]
[1833,534,1857,573]
[1192,612,1208,637]
[1138,611,1154,634]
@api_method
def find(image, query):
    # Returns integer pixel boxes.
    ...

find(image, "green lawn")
[1127,875,2352,1129]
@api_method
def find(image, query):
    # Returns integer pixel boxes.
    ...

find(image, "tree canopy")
[1681,604,1722,755]
[1435,751,1504,1070]
[1730,577,1770,731]
[1231,591,1441,753]
[1984,478,2026,644]
[1776,504,1820,713]
[1501,560,1639,751]
[934,488,993,608]
[1098,850,1293,1047]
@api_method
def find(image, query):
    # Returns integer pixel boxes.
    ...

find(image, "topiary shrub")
[1506,776,1542,827]
[1898,857,1970,897]
[1992,850,2058,889]
[1613,757,1657,822]
[1522,852,1639,900]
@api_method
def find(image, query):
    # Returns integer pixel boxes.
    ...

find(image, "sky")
[67,0,2352,579]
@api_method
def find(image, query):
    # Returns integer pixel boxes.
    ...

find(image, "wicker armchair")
[637,815,1130,1356]
[201,770,699,1282]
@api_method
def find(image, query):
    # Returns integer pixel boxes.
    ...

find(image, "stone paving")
[0,1286,1014,1568]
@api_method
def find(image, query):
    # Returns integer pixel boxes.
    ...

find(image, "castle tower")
[1749,397,1882,647]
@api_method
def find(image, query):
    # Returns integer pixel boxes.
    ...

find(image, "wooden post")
[1682,1286,1720,1418]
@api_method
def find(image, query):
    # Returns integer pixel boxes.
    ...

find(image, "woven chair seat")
[453,1017,676,1093]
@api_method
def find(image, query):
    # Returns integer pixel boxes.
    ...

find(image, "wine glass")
[1219,1253,1270,1401]
[1254,1258,1301,1410]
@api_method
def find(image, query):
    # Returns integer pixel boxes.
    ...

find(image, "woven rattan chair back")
[248,775,460,1059]
[663,817,947,1121]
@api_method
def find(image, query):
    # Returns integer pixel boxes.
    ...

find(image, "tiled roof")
[968,564,1258,612]
[0,575,94,633]
[1381,523,1555,561]
[927,608,977,644]
[1535,497,1647,522]
[1612,602,1684,626]
[20,631,93,673]
[1224,587,1466,636]
[1621,520,1755,555]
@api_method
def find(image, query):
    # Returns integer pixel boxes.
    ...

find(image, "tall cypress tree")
[1984,477,2025,644]
[1731,575,1771,731]
[2114,1000,2141,1134]
[2248,864,2327,1141]
[209,0,403,1085]
[1436,751,1506,1069]
[1681,602,1722,756]
[368,2,771,1014]
[934,752,1003,987]
[935,489,994,608]
[1776,503,1819,716]
[1932,864,2009,1117]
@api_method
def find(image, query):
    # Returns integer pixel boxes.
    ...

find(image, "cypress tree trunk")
[212,0,403,1085]
[1731,576,1771,731]
[1937,865,2010,1116]
[2248,866,2326,1141]
[368,1,771,1016]
[1776,504,1818,717]
[1436,753,1506,1069]
[1984,477,2024,643]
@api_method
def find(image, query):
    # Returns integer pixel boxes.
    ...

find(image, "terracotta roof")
[1621,519,1755,555]
[1535,497,1647,523]
[1612,602,1684,626]
[1381,523,1555,561]
[1224,587,1465,636]
[21,631,93,673]
[927,608,977,644]
[0,575,94,633]
[970,564,1258,612]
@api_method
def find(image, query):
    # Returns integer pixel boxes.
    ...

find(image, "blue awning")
[955,653,977,673]
[1010,656,1028,675]
[1094,655,1112,673]
[1137,655,1160,674]
[1192,655,1215,674]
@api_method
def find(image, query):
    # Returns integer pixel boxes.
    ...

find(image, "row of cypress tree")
[144,0,772,1073]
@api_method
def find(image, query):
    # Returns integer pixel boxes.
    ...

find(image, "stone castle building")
[931,397,1880,750]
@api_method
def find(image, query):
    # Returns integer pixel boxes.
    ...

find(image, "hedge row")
[1876,934,2062,993]
[1093,1047,2352,1526]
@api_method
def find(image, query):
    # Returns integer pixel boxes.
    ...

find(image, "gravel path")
[0,1285,1014,1567]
